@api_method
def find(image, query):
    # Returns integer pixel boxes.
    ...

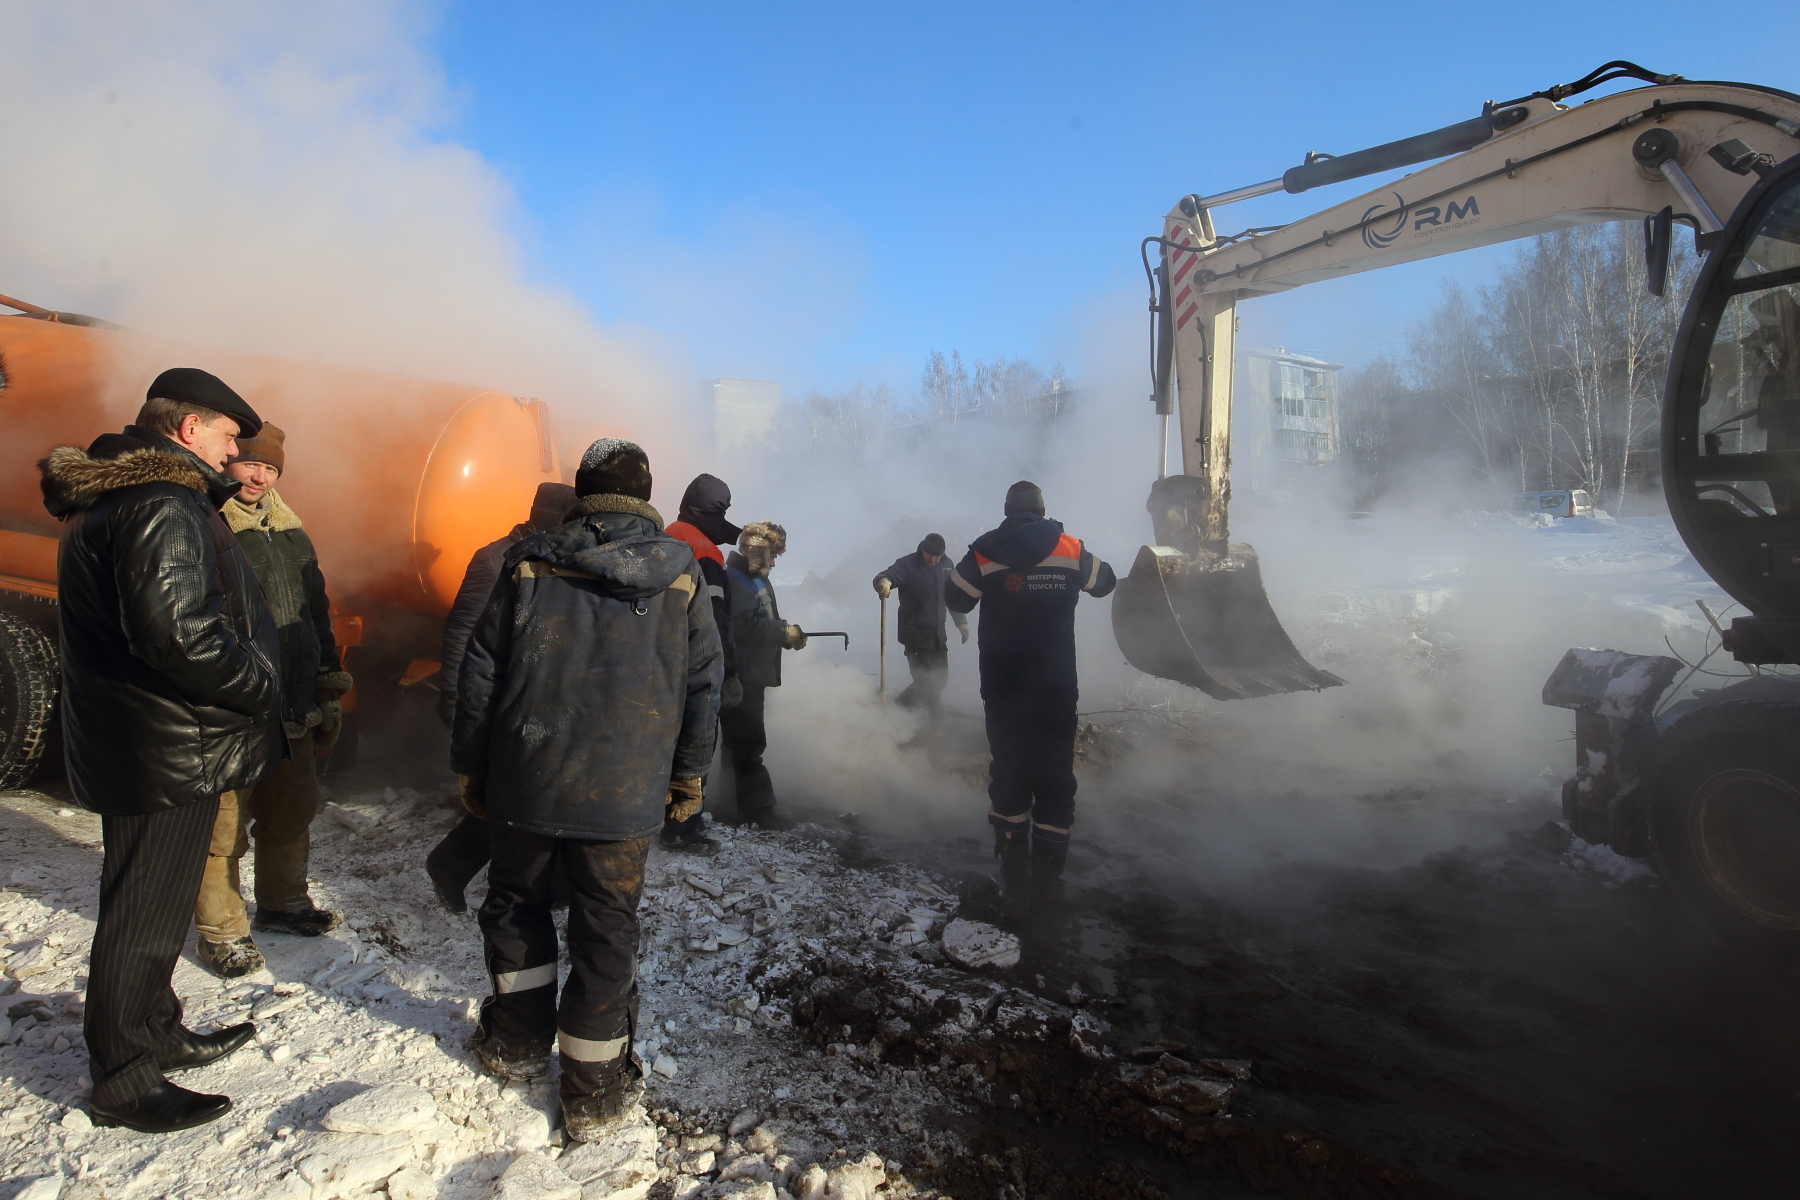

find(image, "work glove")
[959,624,970,645]
[459,773,489,819]
[782,623,808,651]
[313,693,344,750]
[874,577,892,599]
[666,776,704,824]
[720,675,743,711]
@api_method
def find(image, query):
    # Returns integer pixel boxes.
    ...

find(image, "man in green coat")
[192,424,353,977]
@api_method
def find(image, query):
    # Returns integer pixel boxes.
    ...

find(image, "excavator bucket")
[1112,543,1344,701]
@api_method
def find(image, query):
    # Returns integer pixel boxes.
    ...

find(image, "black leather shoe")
[157,1022,256,1075]
[91,1080,232,1133]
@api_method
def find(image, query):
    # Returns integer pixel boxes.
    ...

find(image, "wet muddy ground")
[853,799,1800,1200]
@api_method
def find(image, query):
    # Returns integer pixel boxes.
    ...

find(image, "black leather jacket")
[40,428,283,814]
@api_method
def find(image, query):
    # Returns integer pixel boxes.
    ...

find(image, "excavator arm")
[1118,74,1800,698]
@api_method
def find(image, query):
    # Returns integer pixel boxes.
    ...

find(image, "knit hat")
[574,437,652,500]
[919,532,947,556]
[1003,480,1045,516]
[527,482,578,531]
[229,422,286,472]
[146,367,263,438]
[678,473,741,546]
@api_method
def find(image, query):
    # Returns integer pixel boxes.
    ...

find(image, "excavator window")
[1671,158,1800,621]
[1693,172,1800,519]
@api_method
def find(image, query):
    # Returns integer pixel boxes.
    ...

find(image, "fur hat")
[574,437,653,500]
[229,422,286,473]
[737,520,787,576]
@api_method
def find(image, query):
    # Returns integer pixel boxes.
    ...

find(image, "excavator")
[1115,62,1800,953]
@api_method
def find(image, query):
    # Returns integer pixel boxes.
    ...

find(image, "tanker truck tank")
[0,310,597,785]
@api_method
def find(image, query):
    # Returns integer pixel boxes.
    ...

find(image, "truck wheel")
[0,612,59,790]
[1651,702,1800,958]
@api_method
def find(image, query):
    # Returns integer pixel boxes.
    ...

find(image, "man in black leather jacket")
[38,368,283,1134]
[426,481,576,913]
[452,438,720,1142]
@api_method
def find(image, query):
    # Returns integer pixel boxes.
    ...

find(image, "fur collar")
[570,493,663,529]
[222,488,303,534]
[40,441,214,518]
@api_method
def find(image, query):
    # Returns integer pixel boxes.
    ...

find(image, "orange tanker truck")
[0,296,588,787]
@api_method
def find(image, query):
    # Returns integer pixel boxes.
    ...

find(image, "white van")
[1507,489,1594,518]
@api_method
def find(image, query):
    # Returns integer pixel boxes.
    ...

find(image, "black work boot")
[561,1052,645,1143]
[661,813,721,856]
[470,998,549,1081]
[995,826,1031,902]
[743,808,796,832]
[196,936,264,979]
[253,905,343,937]
[1030,837,1070,906]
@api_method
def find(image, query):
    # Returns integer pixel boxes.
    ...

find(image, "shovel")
[879,593,888,703]
[796,631,849,649]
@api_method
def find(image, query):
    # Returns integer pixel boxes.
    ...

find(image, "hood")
[512,493,692,599]
[40,425,240,519]
[221,487,303,535]
[969,513,1065,569]
[677,473,741,546]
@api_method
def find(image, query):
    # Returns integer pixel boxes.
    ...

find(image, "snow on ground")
[0,790,1002,1200]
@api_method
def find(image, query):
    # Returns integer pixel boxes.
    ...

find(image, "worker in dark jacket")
[452,438,720,1142]
[192,424,353,978]
[426,481,577,911]
[945,481,1115,898]
[39,368,282,1134]
[661,473,742,854]
[873,532,967,717]
[723,520,806,829]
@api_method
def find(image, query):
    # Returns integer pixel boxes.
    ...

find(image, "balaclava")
[678,473,742,546]
[574,438,652,500]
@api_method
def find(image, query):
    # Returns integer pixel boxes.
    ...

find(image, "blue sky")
[429,1,1797,394]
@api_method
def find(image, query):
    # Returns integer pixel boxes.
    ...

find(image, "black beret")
[147,367,263,439]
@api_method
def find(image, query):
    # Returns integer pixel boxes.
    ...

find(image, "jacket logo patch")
[1004,573,1024,593]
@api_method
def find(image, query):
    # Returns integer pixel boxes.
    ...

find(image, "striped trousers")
[85,796,221,1107]
[478,828,648,1099]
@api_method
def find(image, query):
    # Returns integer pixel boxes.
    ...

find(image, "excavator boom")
[1118,73,1800,698]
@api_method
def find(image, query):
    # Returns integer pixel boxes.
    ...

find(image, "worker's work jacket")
[666,518,737,680]
[945,514,1115,701]
[727,552,786,690]
[874,551,967,652]
[451,495,722,841]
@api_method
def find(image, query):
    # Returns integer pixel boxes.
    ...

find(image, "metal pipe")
[1193,178,1284,209]
[1157,412,1169,479]
[0,292,52,315]
[1658,159,1723,233]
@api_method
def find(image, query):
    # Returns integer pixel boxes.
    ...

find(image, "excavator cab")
[1666,150,1800,660]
